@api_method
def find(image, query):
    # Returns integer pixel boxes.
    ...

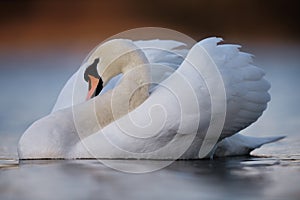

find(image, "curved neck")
[75,40,150,137]
[99,47,150,126]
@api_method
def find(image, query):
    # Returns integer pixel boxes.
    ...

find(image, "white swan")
[18,38,283,159]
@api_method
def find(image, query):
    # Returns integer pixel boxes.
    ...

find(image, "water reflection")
[0,159,19,169]
[1,158,299,200]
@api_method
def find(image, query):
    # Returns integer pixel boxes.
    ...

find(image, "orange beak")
[86,75,100,100]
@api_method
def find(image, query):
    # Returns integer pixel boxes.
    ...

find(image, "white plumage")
[18,37,282,159]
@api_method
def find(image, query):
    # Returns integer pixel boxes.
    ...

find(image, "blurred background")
[0,0,299,53]
[0,0,299,158]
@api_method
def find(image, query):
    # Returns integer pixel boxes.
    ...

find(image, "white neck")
[74,39,150,137]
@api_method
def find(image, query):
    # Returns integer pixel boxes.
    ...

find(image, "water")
[0,158,299,200]
[0,46,299,199]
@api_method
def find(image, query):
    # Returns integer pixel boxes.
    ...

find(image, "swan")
[18,37,283,160]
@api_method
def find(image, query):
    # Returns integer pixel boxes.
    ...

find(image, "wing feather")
[199,38,270,138]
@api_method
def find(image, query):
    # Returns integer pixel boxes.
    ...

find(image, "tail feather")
[214,134,285,157]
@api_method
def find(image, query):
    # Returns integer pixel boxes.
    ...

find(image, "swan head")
[84,58,104,99]
[83,39,148,100]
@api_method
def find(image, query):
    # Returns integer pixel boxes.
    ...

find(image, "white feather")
[18,38,282,159]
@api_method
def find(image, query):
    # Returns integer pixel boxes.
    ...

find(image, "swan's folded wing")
[135,39,190,91]
[198,38,271,138]
[134,39,189,69]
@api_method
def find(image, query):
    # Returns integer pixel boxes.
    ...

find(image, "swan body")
[18,38,282,159]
